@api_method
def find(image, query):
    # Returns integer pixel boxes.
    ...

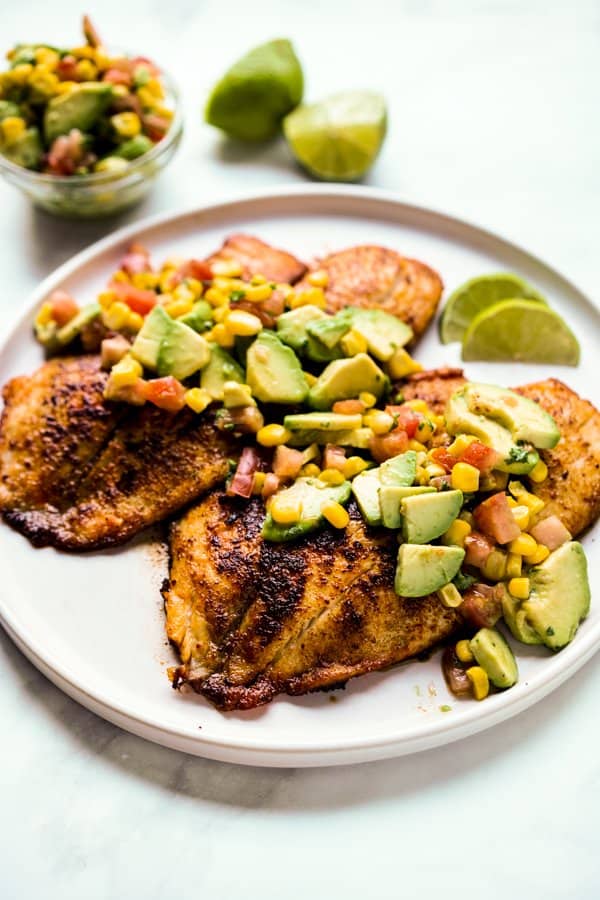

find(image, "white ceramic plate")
[1,186,598,767]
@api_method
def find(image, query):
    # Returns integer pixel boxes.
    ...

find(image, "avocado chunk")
[348,309,413,361]
[223,381,255,408]
[246,331,308,404]
[395,544,465,597]
[276,305,326,352]
[287,427,373,449]
[401,489,463,544]
[1,126,43,169]
[445,388,539,474]
[200,345,245,400]
[379,450,417,486]
[179,300,213,333]
[463,383,560,449]
[305,334,344,363]
[308,353,388,411]
[501,589,543,645]
[351,469,382,526]
[0,100,20,121]
[114,134,154,160]
[56,302,101,346]
[469,627,519,688]
[306,308,354,349]
[44,82,113,142]
[521,541,590,650]
[131,306,210,380]
[284,411,363,432]
[380,485,435,529]
[262,477,351,542]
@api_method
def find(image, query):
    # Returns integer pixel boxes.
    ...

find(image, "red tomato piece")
[460,584,504,629]
[143,114,170,141]
[460,440,500,473]
[103,68,133,87]
[464,531,495,568]
[120,243,151,275]
[323,444,347,471]
[385,405,422,438]
[272,445,304,480]
[429,447,458,472]
[56,55,78,81]
[261,473,280,498]
[145,376,186,412]
[332,399,365,415]
[110,281,157,315]
[48,290,79,326]
[473,492,521,544]
[369,428,409,463]
[179,259,213,281]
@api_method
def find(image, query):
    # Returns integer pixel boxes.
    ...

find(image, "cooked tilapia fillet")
[0,356,235,550]
[403,369,600,536]
[164,496,459,710]
[295,245,444,339]
[205,233,307,284]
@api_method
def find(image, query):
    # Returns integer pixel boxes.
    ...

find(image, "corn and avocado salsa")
[0,16,174,176]
[33,245,591,703]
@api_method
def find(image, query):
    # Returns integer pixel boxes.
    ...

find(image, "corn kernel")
[34,47,60,68]
[211,259,243,278]
[10,64,33,85]
[436,583,464,608]
[506,553,522,578]
[256,424,292,447]
[321,500,349,529]
[290,287,326,309]
[164,298,194,319]
[300,463,321,478]
[319,468,346,486]
[451,461,480,492]
[415,419,435,443]
[425,463,446,479]
[511,504,530,530]
[466,666,490,700]
[250,274,267,285]
[0,116,26,144]
[137,86,158,110]
[110,111,141,138]
[340,328,368,356]
[277,282,295,300]
[251,472,266,495]
[126,311,144,332]
[103,301,130,330]
[405,399,430,414]
[225,309,263,336]
[109,354,143,386]
[524,544,550,565]
[529,460,548,483]
[440,518,471,547]
[212,306,229,323]
[359,391,377,409]
[307,269,329,288]
[408,439,427,453]
[363,410,394,435]
[387,347,423,379]
[303,371,318,387]
[211,323,235,348]
[482,549,507,581]
[455,640,474,664]
[97,290,117,310]
[172,283,196,304]
[74,58,98,81]
[508,577,530,600]
[416,466,430,486]
[509,533,538,556]
[270,497,302,525]
[144,77,165,99]
[244,283,272,302]
[132,272,159,291]
[184,278,203,298]
[204,287,228,307]
[184,387,212,414]
[35,302,54,326]
[55,80,78,94]
[508,481,545,515]
[302,444,320,464]
[342,456,369,479]
[448,434,477,456]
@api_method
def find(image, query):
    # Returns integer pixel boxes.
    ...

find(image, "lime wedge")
[461,299,580,366]
[440,273,546,344]
[283,91,387,181]
[205,39,303,141]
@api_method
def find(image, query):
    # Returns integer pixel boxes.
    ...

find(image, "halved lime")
[439,273,546,344]
[205,39,303,141]
[461,299,580,366]
[283,91,387,181]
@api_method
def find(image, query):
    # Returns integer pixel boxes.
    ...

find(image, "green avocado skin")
[44,82,113,142]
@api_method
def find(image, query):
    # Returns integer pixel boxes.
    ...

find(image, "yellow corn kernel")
[10,64,33,85]
[301,443,320,464]
[387,347,423,379]
[164,298,194,319]
[211,259,243,277]
[511,504,530,530]
[225,309,263,336]
[303,371,318,387]
[111,269,130,284]
[416,466,430,486]
[103,301,130,330]
[451,461,480,492]
[276,282,295,300]
[251,472,266,495]
[109,354,143,387]
[363,410,394,435]
[466,666,490,701]
[455,640,474,664]
[529,460,548,483]
[131,272,159,290]
[300,463,321,478]
[270,497,302,525]
[28,68,60,99]
[425,463,447,479]
[436,583,463,608]
[184,387,212,414]
[213,277,241,292]
[256,424,292,447]
[321,500,349,529]
[432,414,445,431]
[508,481,545,515]
[137,86,159,110]
[111,111,141,138]
[440,518,472,547]
[405,399,430,414]
[144,77,165,99]
[172,283,196,304]
[244,283,273,302]
[290,287,326,309]
[340,328,368,356]
[508,577,530,600]
[71,45,97,59]
[97,290,117,310]
[319,468,346,486]
[126,311,144,332]
[35,302,54,326]
[204,287,228,307]
[415,419,435,443]
[359,391,377,409]
[212,305,229,323]
[55,80,78,95]
[482,549,507,582]
[34,47,60,69]
[342,456,369,479]
[448,434,477,456]
[508,533,538,556]
[307,269,329,288]
[0,116,26,144]
[74,58,98,81]
[408,439,427,453]
[524,543,550,565]
[506,553,522,578]
[211,323,235,348]
[184,277,203,298]
[250,274,267,285]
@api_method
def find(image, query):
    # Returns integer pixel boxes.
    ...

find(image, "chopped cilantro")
[507,445,532,464]
[546,626,555,637]
[439,704,452,713]
[229,290,246,302]
[453,571,476,592]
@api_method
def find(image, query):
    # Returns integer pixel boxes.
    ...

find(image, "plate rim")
[1,183,598,767]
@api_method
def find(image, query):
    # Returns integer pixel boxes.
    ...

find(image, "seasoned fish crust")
[296,245,444,339]
[205,233,307,284]
[165,497,459,710]
[0,356,236,550]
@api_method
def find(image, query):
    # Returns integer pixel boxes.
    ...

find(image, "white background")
[1,1,599,897]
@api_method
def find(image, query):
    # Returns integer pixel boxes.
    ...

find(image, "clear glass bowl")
[0,73,183,218]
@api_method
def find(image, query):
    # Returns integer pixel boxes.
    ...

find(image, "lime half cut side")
[283,91,387,182]
[461,299,580,366]
[439,273,546,344]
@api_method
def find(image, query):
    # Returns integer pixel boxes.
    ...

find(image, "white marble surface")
[1,1,599,897]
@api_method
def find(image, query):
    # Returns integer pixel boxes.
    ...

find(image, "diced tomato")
[130,56,161,76]
[228,446,260,498]
[460,584,504,629]
[261,290,285,318]
[430,474,453,490]
[460,440,500,473]
[145,376,186,412]
[332,399,365,415]
[273,445,304,480]
[120,244,151,276]
[102,67,133,87]
[464,531,495,568]
[105,377,148,406]
[323,444,347,471]
[385,405,422,438]
[143,114,170,141]
[110,281,157,315]
[56,55,78,81]
[48,290,79,326]
[369,428,409,463]
[473,492,521,544]
[100,335,131,369]
[529,515,571,551]
[229,300,276,328]
[429,447,458,472]
[46,129,87,175]
[179,259,213,281]
[441,646,471,696]
[262,473,280,498]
